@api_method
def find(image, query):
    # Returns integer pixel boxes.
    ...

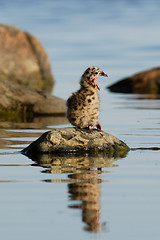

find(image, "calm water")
[0,0,160,239]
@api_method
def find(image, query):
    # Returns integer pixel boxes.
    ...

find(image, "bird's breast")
[77,88,99,109]
[66,88,100,127]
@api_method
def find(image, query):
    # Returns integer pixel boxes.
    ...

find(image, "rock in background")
[0,78,66,118]
[0,24,54,92]
[0,24,67,118]
[108,67,160,94]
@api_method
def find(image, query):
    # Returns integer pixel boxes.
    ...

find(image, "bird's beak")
[102,72,109,77]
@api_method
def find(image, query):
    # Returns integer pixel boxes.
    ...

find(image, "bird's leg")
[88,122,101,131]
[96,84,103,91]
[96,121,101,130]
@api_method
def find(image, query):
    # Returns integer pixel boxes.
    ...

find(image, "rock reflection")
[133,94,160,100]
[0,115,68,150]
[31,153,119,174]
[0,115,68,129]
[30,153,122,233]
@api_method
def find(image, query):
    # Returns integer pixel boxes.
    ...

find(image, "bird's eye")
[95,72,98,74]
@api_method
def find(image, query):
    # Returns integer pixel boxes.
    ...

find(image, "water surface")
[0,0,160,239]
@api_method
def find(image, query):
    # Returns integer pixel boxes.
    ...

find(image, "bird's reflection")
[30,153,122,232]
[68,170,104,232]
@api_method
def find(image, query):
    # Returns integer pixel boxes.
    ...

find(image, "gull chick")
[66,66,108,130]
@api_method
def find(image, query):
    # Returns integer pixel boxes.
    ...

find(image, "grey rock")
[0,78,66,116]
[22,127,129,157]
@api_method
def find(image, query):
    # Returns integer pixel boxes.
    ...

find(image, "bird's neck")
[80,77,98,91]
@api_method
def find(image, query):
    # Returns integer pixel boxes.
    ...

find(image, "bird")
[66,66,108,130]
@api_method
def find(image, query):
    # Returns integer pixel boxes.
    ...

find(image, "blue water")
[0,0,160,239]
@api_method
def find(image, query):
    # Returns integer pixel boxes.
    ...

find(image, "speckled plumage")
[66,66,108,130]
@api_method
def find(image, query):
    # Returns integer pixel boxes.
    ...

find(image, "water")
[0,0,160,239]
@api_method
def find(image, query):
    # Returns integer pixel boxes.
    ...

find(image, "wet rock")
[0,78,66,117]
[0,24,54,92]
[108,67,160,94]
[22,127,129,157]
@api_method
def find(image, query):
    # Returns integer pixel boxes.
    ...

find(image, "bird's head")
[80,66,108,91]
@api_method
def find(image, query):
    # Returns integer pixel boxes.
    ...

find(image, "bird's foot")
[88,122,101,131]
[88,125,94,130]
